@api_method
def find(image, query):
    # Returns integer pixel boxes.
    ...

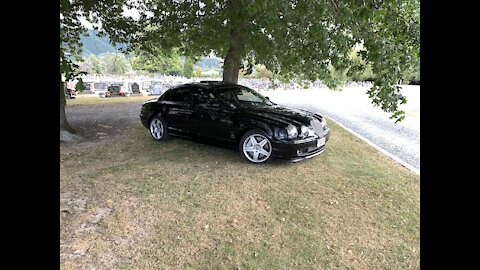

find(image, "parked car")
[140,82,330,163]
[119,89,132,96]
[65,88,77,99]
[107,85,121,96]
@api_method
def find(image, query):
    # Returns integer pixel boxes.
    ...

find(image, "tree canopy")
[60,0,143,81]
[61,0,419,122]
[137,0,419,122]
[130,48,184,75]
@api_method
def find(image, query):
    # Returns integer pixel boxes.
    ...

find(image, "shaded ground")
[62,101,144,151]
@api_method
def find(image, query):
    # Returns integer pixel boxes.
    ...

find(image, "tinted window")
[192,88,216,106]
[215,86,273,108]
[236,89,263,102]
[162,90,172,101]
[170,87,192,103]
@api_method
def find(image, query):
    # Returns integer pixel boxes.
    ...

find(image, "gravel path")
[260,86,420,172]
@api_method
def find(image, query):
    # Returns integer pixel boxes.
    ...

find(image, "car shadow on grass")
[136,132,306,167]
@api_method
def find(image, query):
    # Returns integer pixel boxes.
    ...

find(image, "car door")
[190,88,237,143]
[164,87,194,134]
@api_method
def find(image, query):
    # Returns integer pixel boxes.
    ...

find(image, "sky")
[79,6,141,29]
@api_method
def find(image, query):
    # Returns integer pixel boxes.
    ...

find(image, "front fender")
[237,119,274,141]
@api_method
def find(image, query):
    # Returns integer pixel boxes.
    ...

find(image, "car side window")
[236,88,263,102]
[170,87,192,104]
[192,88,216,107]
[162,90,173,101]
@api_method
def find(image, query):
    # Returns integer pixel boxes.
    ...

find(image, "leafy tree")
[183,57,195,78]
[60,0,142,141]
[99,53,131,74]
[139,0,419,122]
[346,46,374,82]
[130,48,183,75]
[194,67,202,77]
[253,64,273,79]
[78,54,104,74]
[401,53,420,84]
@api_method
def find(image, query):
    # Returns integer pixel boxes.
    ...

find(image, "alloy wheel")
[150,118,164,140]
[242,134,272,163]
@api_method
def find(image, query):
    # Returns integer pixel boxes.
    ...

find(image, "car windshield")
[216,86,273,108]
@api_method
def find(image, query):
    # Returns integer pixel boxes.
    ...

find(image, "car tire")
[149,115,170,141]
[239,129,273,164]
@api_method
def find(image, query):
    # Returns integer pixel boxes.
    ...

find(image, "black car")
[65,88,77,99]
[140,82,330,163]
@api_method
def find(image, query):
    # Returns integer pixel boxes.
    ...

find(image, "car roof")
[171,81,242,91]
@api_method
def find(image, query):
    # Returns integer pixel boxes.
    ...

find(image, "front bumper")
[271,128,330,162]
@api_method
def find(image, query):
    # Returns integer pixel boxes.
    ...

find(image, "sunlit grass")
[66,95,154,106]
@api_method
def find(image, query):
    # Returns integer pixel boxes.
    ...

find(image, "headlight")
[300,125,308,137]
[300,125,314,138]
[321,118,327,129]
[286,124,298,139]
[273,127,287,140]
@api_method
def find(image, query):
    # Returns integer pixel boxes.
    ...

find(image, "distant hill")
[195,57,222,69]
[80,30,223,70]
[80,29,126,56]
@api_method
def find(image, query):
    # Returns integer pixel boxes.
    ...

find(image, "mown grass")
[66,95,154,106]
[60,119,419,269]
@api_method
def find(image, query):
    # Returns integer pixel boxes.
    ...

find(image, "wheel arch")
[147,110,164,124]
[236,121,274,144]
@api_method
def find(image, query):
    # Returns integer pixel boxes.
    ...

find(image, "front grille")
[297,144,326,157]
[310,119,324,137]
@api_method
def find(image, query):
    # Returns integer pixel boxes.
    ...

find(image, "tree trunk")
[60,75,81,142]
[223,44,243,84]
[222,15,249,84]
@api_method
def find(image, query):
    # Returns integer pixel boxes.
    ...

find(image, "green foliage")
[60,0,142,81]
[195,57,222,69]
[78,54,104,74]
[130,48,183,75]
[251,65,273,79]
[98,53,131,75]
[194,67,202,77]
[140,0,419,122]
[74,77,85,92]
[183,57,194,78]
[346,46,374,82]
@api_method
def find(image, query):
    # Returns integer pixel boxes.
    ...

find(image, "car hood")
[239,104,322,128]
[143,98,159,105]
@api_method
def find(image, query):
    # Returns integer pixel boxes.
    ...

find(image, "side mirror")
[265,96,270,100]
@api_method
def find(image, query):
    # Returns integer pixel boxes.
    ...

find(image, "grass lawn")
[60,119,419,269]
[67,95,154,106]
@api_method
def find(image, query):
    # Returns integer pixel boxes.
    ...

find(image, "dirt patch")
[61,102,144,153]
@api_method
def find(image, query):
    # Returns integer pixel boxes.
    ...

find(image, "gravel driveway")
[260,86,420,172]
